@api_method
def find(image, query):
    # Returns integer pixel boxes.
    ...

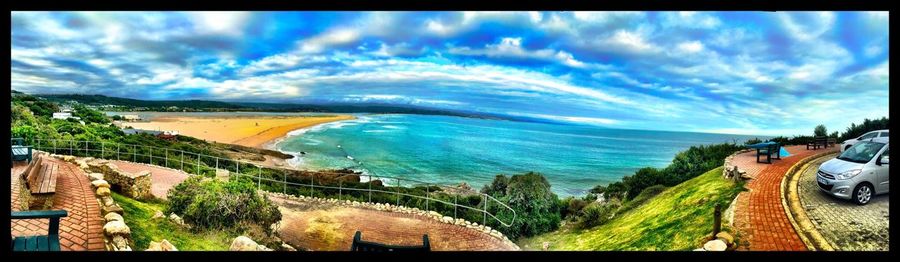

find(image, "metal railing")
[28,138,516,227]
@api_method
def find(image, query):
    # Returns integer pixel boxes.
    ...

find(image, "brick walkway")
[733,145,837,251]
[269,194,519,251]
[11,157,105,251]
[105,160,190,200]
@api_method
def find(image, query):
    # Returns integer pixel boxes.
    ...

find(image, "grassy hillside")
[518,167,743,251]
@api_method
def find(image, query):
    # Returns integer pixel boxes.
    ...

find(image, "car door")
[875,147,889,193]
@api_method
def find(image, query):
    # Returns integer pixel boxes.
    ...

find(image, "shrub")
[576,201,621,229]
[167,176,281,232]
[487,172,561,240]
[814,124,827,137]
[559,196,590,219]
[481,174,509,197]
[839,117,889,142]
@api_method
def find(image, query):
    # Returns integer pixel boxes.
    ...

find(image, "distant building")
[121,114,141,121]
[121,128,178,141]
[52,112,73,120]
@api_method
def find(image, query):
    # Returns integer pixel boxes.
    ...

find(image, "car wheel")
[852,183,873,205]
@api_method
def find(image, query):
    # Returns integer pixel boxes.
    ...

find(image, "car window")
[838,142,885,163]
[860,132,878,140]
[880,131,889,137]
[881,149,889,163]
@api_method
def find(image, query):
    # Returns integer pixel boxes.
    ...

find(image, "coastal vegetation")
[519,167,743,250]
[112,192,233,250]
[167,176,282,231]
[481,172,562,240]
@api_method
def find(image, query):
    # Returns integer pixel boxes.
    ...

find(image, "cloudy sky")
[10,11,889,136]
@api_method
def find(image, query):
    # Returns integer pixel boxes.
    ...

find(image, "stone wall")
[78,158,152,200]
[89,174,134,251]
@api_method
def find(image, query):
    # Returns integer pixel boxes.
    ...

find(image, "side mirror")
[878,156,889,165]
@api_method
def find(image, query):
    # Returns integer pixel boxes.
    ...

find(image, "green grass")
[518,167,744,251]
[111,192,235,251]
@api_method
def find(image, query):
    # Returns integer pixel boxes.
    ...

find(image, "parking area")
[797,154,889,251]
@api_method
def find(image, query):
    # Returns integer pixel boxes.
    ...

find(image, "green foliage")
[166,176,282,232]
[576,201,621,229]
[519,167,745,251]
[11,94,58,117]
[594,143,744,201]
[814,124,827,137]
[480,174,509,196]
[559,196,590,219]
[744,137,762,145]
[839,117,889,142]
[73,104,110,124]
[112,192,233,250]
[486,172,561,240]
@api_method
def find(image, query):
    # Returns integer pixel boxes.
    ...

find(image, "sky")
[10,11,889,136]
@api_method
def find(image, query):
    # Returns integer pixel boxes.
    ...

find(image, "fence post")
[483,195,488,226]
[713,204,722,238]
[165,149,168,167]
[339,180,342,201]
[454,194,458,219]
[197,154,200,175]
[53,140,56,154]
[181,151,184,170]
[396,178,401,206]
[150,147,153,165]
[283,172,286,194]
[84,141,87,156]
[101,142,104,158]
[69,140,72,155]
[309,173,313,197]
[116,143,120,160]
[257,165,261,190]
[133,145,136,162]
[426,184,429,212]
[368,175,372,203]
[216,158,219,171]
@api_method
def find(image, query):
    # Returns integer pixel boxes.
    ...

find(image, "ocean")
[274,114,766,197]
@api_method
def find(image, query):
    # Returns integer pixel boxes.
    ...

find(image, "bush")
[487,172,561,240]
[576,201,621,229]
[481,174,509,197]
[839,117,889,142]
[167,176,282,232]
[814,124,828,137]
[559,196,590,219]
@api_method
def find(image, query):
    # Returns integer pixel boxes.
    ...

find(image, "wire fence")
[28,138,516,227]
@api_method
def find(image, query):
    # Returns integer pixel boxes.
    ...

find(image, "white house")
[52,112,73,120]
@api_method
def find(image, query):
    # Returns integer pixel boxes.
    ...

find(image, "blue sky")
[10,11,889,136]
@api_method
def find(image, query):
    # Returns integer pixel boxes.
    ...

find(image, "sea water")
[275,114,766,197]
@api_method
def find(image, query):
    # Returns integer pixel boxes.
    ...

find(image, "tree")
[487,172,561,240]
[814,124,827,137]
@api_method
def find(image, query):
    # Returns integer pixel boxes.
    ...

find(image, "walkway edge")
[780,151,838,251]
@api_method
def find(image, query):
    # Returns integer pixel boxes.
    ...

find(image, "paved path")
[797,154,889,251]
[11,157,105,251]
[268,194,519,251]
[733,145,836,251]
[106,160,190,200]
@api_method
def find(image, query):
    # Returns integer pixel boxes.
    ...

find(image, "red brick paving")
[732,145,838,251]
[106,160,189,200]
[11,156,106,251]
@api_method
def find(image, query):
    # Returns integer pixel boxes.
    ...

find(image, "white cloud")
[448,37,589,68]
[597,30,658,54]
[299,28,361,53]
[190,11,250,36]
[508,112,620,125]
[677,41,704,53]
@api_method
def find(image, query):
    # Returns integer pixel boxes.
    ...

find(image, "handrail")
[28,138,516,227]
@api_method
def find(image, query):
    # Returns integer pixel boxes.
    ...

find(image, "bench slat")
[36,236,49,251]
[26,236,38,251]
[47,164,59,193]
[13,237,27,251]
[37,163,51,194]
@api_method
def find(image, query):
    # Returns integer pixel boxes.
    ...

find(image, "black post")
[713,204,722,237]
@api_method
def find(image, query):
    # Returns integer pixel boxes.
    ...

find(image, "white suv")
[841,129,889,152]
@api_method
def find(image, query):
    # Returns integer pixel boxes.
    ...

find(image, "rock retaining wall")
[71,157,152,200]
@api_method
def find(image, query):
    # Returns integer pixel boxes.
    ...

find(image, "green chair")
[10,210,68,251]
[11,138,33,164]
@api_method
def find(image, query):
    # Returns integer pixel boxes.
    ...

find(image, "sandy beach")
[124,114,355,148]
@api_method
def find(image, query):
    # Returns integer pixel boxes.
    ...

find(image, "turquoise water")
[274,114,765,197]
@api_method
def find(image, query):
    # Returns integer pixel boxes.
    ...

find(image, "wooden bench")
[19,154,60,210]
[756,142,781,164]
[11,138,33,165]
[10,210,68,251]
[350,231,430,252]
[806,136,828,150]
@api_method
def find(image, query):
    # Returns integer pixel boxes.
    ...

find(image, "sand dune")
[124,114,355,148]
